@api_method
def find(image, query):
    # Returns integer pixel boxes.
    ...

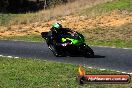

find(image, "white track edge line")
[0,54,19,59]
[86,66,132,75]
[90,45,132,50]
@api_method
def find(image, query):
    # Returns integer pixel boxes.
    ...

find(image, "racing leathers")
[47,27,75,47]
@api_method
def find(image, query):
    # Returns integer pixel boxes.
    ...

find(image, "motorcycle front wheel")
[48,44,66,57]
[83,45,94,57]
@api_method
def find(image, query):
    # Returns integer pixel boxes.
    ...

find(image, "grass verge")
[81,0,132,16]
[87,39,132,48]
[1,34,44,42]
[0,57,132,88]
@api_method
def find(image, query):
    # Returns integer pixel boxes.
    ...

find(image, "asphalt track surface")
[0,40,132,72]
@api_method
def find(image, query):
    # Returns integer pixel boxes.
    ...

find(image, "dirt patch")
[61,10,132,30]
[0,10,131,38]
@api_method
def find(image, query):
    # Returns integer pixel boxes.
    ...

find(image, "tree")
[0,0,9,12]
[0,0,72,13]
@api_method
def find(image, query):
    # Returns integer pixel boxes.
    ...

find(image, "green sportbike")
[41,30,94,57]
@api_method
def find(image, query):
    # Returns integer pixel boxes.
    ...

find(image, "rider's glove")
[61,43,67,46]
[61,42,71,46]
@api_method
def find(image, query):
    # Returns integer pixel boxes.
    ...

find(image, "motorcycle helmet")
[52,23,62,30]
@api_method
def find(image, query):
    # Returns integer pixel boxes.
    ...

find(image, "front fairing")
[61,32,85,46]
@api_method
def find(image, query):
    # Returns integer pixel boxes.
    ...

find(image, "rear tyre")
[48,44,59,57]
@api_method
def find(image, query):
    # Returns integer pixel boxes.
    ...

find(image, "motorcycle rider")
[47,23,75,46]
[46,23,77,56]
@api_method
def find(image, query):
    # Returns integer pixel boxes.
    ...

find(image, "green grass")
[1,34,44,42]
[87,39,132,48]
[81,0,132,16]
[0,57,132,88]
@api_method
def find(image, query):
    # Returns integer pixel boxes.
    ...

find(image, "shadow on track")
[58,54,105,58]
[93,55,106,58]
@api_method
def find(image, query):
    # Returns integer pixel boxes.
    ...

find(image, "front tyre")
[48,44,66,57]
[84,45,94,57]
